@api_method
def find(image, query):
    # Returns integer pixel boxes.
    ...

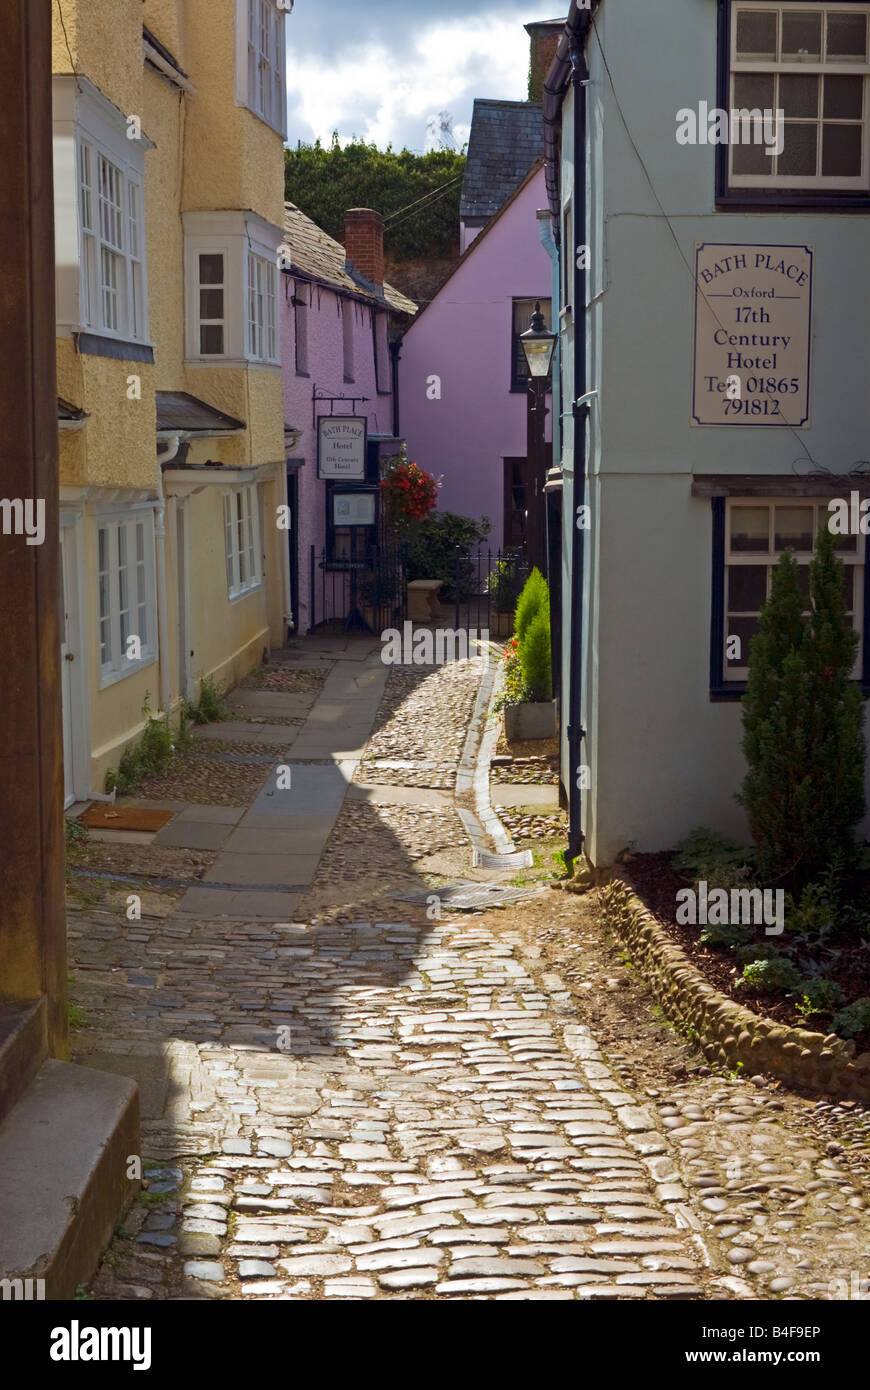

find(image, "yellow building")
[52,0,291,802]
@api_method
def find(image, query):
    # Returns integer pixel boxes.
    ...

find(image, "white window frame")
[236,0,287,137]
[53,76,150,341]
[729,1,870,190]
[248,251,277,362]
[724,497,864,681]
[97,508,158,688]
[183,212,282,366]
[196,250,227,358]
[223,485,263,599]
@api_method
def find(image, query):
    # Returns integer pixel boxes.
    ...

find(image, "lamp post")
[519,301,556,573]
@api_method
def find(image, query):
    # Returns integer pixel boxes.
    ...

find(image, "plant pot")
[504,699,557,741]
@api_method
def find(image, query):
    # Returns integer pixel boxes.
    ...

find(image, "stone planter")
[504,699,557,741]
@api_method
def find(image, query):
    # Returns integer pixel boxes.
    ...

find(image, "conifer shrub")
[738,525,866,891]
[520,596,553,702]
[514,567,548,643]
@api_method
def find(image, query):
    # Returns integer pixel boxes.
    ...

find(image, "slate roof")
[459,99,545,222]
[280,203,417,316]
[155,392,244,434]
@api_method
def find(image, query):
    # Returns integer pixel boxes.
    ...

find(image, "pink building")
[398,161,553,550]
[279,204,416,634]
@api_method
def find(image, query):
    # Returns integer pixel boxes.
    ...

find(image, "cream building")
[52,0,291,802]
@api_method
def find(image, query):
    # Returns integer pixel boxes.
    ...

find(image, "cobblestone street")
[66,641,870,1303]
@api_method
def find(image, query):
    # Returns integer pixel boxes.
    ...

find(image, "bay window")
[97,511,157,686]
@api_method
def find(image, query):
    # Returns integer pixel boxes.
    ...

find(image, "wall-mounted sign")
[317,416,367,478]
[692,243,812,428]
[333,490,376,527]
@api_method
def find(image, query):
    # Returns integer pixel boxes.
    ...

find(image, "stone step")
[0,1058,139,1298]
[0,999,47,1129]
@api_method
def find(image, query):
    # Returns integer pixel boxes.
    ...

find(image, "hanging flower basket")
[380,457,439,525]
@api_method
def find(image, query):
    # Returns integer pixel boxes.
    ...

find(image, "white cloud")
[286,4,560,151]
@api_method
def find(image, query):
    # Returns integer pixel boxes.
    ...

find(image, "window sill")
[185,357,281,370]
[75,332,155,364]
[228,580,264,604]
[98,654,158,691]
[295,369,311,378]
[716,190,870,212]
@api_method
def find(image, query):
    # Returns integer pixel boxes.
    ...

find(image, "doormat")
[79,805,175,832]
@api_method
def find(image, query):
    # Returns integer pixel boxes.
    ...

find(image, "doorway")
[60,516,87,807]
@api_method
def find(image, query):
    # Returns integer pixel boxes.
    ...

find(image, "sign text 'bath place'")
[692,243,813,428]
[317,416,367,480]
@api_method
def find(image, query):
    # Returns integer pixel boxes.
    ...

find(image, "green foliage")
[736,956,803,994]
[514,567,548,643]
[486,548,526,615]
[67,1002,89,1030]
[671,827,754,879]
[520,598,553,703]
[699,921,752,949]
[832,996,870,1038]
[795,977,844,1019]
[64,817,89,861]
[105,696,175,796]
[735,941,777,968]
[738,527,866,891]
[284,137,465,264]
[404,511,490,600]
[783,880,837,937]
[184,675,226,726]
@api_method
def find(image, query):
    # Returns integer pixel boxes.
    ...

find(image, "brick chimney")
[525,19,566,102]
[344,208,385,292]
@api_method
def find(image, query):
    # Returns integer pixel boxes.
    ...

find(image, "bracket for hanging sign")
[312,383,370,428]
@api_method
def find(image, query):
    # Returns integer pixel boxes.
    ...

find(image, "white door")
[60,521,83,808]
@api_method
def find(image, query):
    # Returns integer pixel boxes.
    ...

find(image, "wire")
[588,12,820,462]
[55,0,82,92]
[383,172,465,225]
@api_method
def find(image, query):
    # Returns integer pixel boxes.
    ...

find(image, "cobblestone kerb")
[599,880,870,1103]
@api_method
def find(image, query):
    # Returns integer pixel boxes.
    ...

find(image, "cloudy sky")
[284,1,565,153]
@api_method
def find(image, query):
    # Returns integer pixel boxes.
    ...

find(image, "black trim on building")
[74,332,155,364]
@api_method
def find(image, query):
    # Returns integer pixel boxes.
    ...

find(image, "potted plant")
[486,548,525,637]
[497,568,556,740]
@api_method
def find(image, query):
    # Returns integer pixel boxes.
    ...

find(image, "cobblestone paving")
[87,915,708,1301]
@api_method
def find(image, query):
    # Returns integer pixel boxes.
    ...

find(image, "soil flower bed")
[623,847,870,1055]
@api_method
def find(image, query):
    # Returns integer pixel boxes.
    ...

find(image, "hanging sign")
[692,243,813,428]
[317,416,367,478]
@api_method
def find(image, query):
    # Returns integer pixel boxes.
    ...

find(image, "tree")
[738,527,866,889]
[284,137,465,264]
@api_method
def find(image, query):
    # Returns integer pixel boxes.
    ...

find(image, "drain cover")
[392,881,539,911]
[473,848,534,870]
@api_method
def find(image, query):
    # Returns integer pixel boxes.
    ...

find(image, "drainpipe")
[567,38,589,866]
[389,339,401,439]
[538,208,562,702]
[155,434,179,719]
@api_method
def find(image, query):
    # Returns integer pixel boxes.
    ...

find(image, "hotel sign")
[692,243,812,428]
[317,415,367,478]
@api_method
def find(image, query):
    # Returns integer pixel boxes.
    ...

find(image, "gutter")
[154,434,179,720]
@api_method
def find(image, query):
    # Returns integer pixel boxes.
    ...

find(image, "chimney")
[525,19,566,102]
[344,208,385,293]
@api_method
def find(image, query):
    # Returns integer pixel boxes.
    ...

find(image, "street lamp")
[519,302,556,572]
[520,301,557,378]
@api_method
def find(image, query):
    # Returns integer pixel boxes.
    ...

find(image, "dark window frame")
[715,0,870,210]
[293,283,309,377]
[510,296,553,394]
[708,495,870,699]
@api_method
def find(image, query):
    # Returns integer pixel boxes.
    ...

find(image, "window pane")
[199,253,223,285]
[734,72,776,109]
[824,75,864,120]
[827,12,867,61]
[774,505,813,552]
[780,73,819,118]
[200,288,224,319]
[200,324,224,354]
[736,9,777,60]
[728,565,767,612]
[817,504,858,551]
[727,616,759,667]
[733,140,772,174]
[730,506,769,552]
[841,566,855,611]
[796,563,811,606]
[782,10,822,61]
[822,123,862,176]
[779,121,818,175]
